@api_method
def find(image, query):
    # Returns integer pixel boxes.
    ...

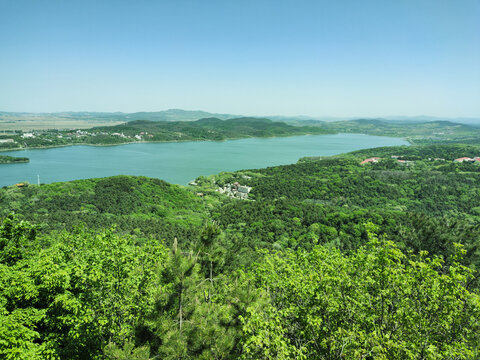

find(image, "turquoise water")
[0,134,408,187]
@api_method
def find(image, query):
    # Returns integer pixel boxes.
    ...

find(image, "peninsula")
[1,115,480,152]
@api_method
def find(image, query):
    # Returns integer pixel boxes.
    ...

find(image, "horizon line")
[1,109,480,120]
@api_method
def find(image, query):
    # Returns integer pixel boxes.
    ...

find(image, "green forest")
[2,143,480,359]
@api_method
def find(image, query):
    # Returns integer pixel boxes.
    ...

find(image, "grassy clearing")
[0,118,124,131]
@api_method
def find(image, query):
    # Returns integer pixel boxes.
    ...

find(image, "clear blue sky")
[0,0,479,117]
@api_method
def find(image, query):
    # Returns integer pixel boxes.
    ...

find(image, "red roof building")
[454,157,474,163]
[360,157,380,165]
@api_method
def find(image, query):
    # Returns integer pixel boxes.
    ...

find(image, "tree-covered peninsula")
[0,117,334,151]
[2,116,480,152]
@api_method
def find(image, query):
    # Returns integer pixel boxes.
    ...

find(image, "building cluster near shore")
[360,155,480,166]
[453,157,480,163]
[0,129,154,150]
[360,156,414,166]
[217,182,252,200]
[360,157,380,164]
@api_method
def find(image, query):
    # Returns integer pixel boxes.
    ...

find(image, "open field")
[0,109,237,131]
[0,118,124,131]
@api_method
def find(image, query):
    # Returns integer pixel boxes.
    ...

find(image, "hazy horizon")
[1,109,480,123]
[0,108,480,121]
[1,0,479,117]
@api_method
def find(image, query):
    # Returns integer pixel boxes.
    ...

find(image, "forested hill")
[92,117,335,140]
[0,175,209,242]
[2,144,480,359]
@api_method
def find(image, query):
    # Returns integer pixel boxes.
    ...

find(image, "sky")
[0,0,479,118]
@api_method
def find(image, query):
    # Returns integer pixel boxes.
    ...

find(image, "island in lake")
[0,155,29,164]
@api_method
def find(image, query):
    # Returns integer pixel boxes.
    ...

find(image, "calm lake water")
[0,134,409,187]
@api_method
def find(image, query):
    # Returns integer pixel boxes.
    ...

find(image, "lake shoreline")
[0,132,412,153]
[0,133,410,187]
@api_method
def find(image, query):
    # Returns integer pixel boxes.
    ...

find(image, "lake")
[0,134,409,187]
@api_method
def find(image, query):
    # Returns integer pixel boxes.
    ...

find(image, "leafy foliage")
[0,217,168,359]
[240,228,480,359]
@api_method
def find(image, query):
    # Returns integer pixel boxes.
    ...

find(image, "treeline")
[345,143,480,160]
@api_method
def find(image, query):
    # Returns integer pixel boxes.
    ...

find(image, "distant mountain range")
[0,109,238,122]
[1,109,479,125]
[271,115,480,125]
